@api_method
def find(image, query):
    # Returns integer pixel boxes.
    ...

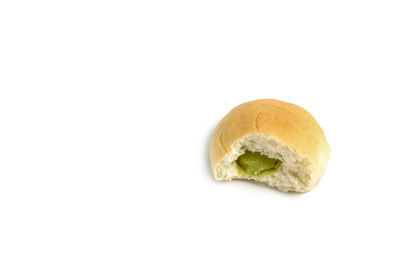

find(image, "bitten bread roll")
[209,99,330,192]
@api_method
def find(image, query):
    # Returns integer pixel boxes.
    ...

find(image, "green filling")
[236,150,281,176]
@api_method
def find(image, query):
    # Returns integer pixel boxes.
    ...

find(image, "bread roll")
[209,99,330,192]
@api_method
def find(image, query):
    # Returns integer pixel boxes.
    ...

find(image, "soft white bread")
[210,99,330,192]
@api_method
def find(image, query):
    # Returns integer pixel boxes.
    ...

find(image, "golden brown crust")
[210,99,330,191]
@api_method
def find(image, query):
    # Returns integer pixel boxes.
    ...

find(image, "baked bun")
[209,99,330,192]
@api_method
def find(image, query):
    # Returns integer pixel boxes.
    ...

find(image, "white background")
[1,0,399,266]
